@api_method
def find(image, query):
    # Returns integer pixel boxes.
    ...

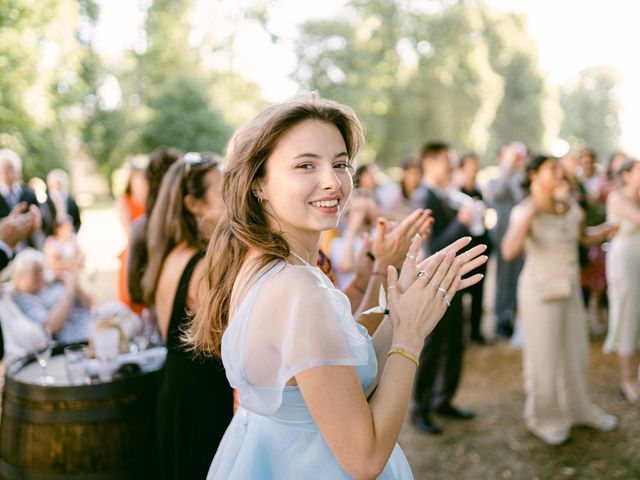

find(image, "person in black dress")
[141,153,233,480]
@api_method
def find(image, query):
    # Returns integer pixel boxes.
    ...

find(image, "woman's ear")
[251,180,265,202]
[183,194,200,216]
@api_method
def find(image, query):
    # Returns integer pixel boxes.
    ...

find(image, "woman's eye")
[296,163,314,170]
[334,162,349,170]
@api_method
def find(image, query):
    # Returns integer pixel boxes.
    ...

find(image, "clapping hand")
[371,209,433,269]
[0,213,33,249]
[397,235,487,295]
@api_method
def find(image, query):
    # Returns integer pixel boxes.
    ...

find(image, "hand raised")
[372,209,432,269]
[386,250,454,348]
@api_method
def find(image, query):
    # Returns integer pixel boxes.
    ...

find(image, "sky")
[93,0,640,155]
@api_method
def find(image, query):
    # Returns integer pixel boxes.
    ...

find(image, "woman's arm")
[44,273,78,334]
[296,244,488,479]
[607,190,640,226]
[296,252,457,479]
[117,198,132,235]
[501,200,536,261]
[364,236,487,398]
[579,210,618,247]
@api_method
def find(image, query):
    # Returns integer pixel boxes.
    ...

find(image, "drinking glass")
[64,345,89,385]
[34,336,55,386]
[93,328,120,382]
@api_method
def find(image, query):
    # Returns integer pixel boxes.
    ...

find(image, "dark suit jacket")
[0,247,8,360]
[414,182,470,254]
[0,184,39,219]
[0,185,40,249]
[0,247,9,271]
[41,194,82,235]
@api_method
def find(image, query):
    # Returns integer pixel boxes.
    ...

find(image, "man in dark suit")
[0,206,41,360]
[41,169,82,235]
[0,150,39,219]
[410,142,475,435]
[0,150,42,250]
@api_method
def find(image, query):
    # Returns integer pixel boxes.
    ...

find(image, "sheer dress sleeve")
[231,263,369,416]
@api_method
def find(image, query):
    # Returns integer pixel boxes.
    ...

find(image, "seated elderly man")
[12,248,92,344]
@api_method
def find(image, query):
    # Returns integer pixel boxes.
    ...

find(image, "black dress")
[156,251,234,480]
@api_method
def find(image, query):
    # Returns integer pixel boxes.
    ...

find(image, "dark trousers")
[413,295,464,416]
[463,262,487,339]
[494,252,524,334]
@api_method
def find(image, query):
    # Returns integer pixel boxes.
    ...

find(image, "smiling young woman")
[186,94,486,479]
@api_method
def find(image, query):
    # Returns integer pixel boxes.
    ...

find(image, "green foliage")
[141,74,232,154]
[82,107,133,181]
[560,66,621,159]
[0,0,70,176]
[294,0,548,165]
[482,9,549,159]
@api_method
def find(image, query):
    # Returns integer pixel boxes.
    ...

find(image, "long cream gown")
[517,201,615,442]
[604,217,640,355]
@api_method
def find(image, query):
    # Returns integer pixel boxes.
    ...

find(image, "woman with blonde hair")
[188,95,486,479]
[142,153,232,480]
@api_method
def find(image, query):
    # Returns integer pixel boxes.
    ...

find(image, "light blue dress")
[207,261,413,479]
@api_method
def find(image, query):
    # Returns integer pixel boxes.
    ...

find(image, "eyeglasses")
[181,152,222,177]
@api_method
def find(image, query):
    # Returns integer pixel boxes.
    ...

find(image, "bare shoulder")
[156,247,199,322]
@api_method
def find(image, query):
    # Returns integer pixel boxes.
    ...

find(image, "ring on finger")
[406,253,417,261]
[416,271,426,278]
[437,286,447,294]
[442,295,451,307]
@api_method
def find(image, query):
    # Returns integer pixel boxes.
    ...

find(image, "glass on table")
[34,334,56,386]
[93,328,120,382]
[64,344,89,385]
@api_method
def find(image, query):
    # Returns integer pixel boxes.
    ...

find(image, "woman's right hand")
[385,250,459,353]
[397,235,487,294]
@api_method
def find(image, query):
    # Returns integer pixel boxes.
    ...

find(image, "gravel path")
[399,339,640,479]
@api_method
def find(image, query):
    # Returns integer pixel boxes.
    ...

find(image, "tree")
[294,0,548,165]
[0,0,75,178]
[482,8,551,160]
[141,73,232,154]
[560,66,621,159]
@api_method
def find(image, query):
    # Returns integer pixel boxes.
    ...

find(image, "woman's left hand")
[371,209,433,269]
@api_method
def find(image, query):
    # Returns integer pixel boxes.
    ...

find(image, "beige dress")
[604,217,640,355]
[517,202,612,441]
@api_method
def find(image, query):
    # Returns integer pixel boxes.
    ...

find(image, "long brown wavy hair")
[186,95,365,357]
[141,154,220,305]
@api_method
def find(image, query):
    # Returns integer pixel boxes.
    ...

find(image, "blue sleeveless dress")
[207,262,413,479]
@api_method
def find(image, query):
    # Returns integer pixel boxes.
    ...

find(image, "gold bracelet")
[387,348,419,368]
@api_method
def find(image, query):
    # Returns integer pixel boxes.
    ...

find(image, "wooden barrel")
[0,345,163,480]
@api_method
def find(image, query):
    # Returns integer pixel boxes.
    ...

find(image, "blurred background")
[3,0,636,190]
[2,2,639,478]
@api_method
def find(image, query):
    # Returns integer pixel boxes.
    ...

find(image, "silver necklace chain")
[289,250,312,267]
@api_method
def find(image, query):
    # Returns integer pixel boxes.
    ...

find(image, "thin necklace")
[289,250,312,267]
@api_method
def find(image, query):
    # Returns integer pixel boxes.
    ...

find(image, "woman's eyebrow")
[293,152,348,159]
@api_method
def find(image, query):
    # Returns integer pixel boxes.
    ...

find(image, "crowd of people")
[0,93,639,478]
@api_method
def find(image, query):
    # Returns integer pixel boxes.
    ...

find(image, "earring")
[254,188,266,204]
